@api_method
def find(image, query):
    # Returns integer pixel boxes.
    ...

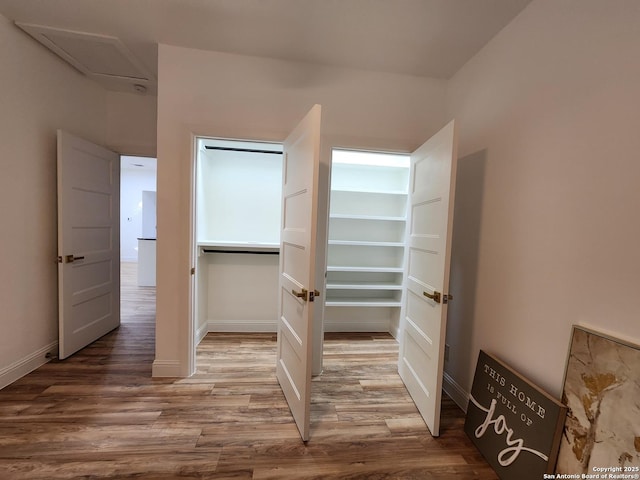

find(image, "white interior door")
[57,130,120,359]
[276,105,322,441]
[398,120,457,436]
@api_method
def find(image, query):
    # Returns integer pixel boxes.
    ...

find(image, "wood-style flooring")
[0,263,497,479]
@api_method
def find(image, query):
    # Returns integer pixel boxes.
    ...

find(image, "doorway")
[192,138,284,354]
[120,155,157,323]
[322,122,459,439]
[324,148,410,336]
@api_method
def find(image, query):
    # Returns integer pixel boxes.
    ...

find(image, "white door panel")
[276,105,322,441]
[399,120,457,436]
[57,130,120,359]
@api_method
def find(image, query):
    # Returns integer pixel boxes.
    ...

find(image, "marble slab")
[557,326,640,475]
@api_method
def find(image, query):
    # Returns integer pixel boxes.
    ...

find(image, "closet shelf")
[326,150,410,324]
[331,188,407,196]
[327,265,404,273]
[328,240,404,247]
[326,281,403,290]
[330,214,405,222]
[325,298,403,307]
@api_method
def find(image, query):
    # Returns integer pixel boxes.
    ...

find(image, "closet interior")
[194,140,410,342]
[194,138,283,339]
[324,149,410,336]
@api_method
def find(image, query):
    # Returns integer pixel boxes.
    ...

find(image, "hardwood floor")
[0,263,497,479]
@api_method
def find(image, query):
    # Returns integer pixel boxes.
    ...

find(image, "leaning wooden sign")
[464,350,567,480]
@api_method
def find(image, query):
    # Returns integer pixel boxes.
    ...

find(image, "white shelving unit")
[324,150,410,332]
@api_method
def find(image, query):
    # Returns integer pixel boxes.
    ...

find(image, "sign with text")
[464,350,567,480]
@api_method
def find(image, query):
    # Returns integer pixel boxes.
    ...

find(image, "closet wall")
[155,45,447,376]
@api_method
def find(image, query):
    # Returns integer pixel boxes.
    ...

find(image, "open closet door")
[398,120,457,437]
[57,130,120,359]
[276,105,322,441]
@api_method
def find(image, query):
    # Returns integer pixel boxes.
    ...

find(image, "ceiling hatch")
[16,23,154,93]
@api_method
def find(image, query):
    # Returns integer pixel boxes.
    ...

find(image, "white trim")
[388,323,400,340]
[443,371,469,412]
[323,320,390,333]
[0,341,58,390]
[195,321,209,345]
[151,359,183,377]
[207,319,277,333]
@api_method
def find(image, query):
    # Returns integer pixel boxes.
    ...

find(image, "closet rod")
[202,248,279,255]
[204,146,283,155]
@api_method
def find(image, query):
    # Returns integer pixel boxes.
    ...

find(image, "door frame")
[188,133,287,374]
[187,129,332,377]
[324,144,412,337]
[323,138,456,434]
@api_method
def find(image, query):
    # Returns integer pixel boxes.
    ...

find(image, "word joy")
[470,395,548,467]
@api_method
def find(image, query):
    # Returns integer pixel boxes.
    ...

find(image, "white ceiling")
[0,0,532,94]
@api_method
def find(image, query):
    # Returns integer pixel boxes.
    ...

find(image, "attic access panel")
[16,23,154,89]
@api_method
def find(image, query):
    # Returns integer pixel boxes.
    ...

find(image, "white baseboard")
[195,321,209,345]
[388,324,400,339]
[151,359,183,377]
[0,341,58,390]
[207,319,277,333]
[324,320,391,333]
[443,371,469,413]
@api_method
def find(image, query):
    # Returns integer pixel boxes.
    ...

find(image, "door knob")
[423,290,442,303]
[64,255,85,264]
[423,291,453,304]
[292,288,308,300]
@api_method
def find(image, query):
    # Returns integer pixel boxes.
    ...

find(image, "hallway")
[0,264,496,479]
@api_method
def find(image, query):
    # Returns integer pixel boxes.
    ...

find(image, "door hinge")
[191,267,196,275]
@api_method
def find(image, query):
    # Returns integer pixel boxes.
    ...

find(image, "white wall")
[444,0,640,402]
[196,147,282,245]
[203,253,280,331]
[0,14,108,388]
[121,162,157,262]
[107,91,157,157]
[155,46,447,376]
